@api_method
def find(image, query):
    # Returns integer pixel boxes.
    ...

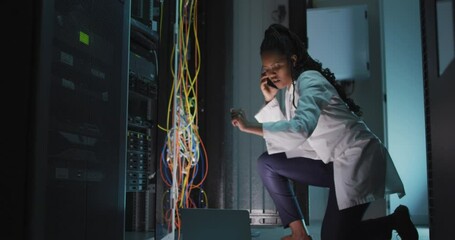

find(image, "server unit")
[27,1,130,239]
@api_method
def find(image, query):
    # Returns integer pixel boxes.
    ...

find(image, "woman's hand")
[260,73,279,103]
[230,108,264,136]
[230,108,248,132]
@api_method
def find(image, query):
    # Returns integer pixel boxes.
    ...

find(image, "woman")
[231,24,418,240]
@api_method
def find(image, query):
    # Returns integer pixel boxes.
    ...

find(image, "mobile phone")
[266,78,278,89]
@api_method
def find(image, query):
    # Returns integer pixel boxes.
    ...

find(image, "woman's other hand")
[230,108,248,131]
[230,108,263,136]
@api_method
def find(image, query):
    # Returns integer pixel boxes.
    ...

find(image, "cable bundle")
[158,0,207,237]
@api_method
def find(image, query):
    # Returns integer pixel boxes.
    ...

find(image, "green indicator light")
[79,31,89,45]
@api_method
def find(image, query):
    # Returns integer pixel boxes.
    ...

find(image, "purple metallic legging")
[256,152,394,240]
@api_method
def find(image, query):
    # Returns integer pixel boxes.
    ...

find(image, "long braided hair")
[260,23,362,117]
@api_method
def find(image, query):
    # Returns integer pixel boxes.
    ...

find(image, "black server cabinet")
[125,36,158,233]
[25,1,130,240]
[125,0,160,236]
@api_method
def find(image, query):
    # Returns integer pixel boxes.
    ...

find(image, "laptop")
[180,208,252,240]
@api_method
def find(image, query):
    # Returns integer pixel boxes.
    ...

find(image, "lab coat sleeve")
[254,98,287,123]
[262,72,334,154]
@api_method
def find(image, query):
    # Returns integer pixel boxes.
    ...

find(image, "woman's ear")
[291,54,297,66]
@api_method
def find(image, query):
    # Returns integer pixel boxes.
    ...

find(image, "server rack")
[27,1,130,239]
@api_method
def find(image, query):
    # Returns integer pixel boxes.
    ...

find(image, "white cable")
[170,0,180,238]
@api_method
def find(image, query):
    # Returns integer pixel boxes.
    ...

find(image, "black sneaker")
[393,205,419,240]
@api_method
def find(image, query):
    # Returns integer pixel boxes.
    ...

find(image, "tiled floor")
[250,222,430,240]
[126,223,430,240]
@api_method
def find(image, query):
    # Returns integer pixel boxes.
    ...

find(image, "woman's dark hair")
[260,23,362,117]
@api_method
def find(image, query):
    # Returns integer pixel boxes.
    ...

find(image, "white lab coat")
[254,70,405,210]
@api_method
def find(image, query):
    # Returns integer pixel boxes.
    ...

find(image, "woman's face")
[261,52,294,89]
